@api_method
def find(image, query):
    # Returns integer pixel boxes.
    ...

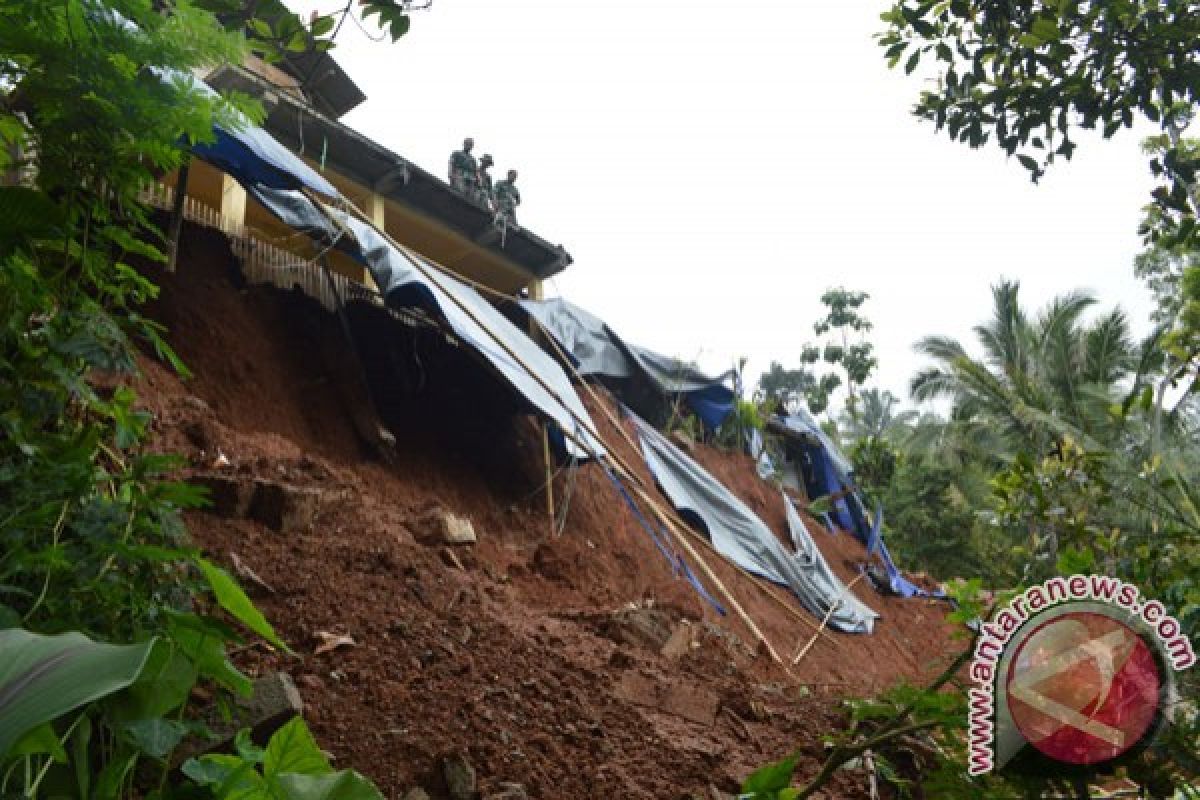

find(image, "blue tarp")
[771,411,943,599]
[171,70,339,198]
[776,411,858,532]
[193,124,338,198]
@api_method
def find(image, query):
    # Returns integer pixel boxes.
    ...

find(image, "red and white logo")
[1005,611,1162,766]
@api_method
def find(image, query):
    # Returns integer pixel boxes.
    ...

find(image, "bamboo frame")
[308,191,797,665]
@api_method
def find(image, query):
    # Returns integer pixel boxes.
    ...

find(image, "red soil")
[134,223,963,799]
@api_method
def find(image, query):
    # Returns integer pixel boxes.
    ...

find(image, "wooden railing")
[138,183,382,315]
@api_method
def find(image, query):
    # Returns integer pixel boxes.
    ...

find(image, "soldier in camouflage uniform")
[448,138,479,197]
[477,153,495,210]
[493,169,521,227]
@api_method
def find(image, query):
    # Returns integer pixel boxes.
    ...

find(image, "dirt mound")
[134,223,961,798]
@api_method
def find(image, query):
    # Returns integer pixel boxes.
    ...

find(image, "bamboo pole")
[791,572,866,666]
[542,422,555,536]
[525,322,834,641]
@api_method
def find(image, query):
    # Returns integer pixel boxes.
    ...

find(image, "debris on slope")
[133,224,960,798]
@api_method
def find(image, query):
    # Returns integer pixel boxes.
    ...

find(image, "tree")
[909,280,1158,451]
[879,0,1200,251]
[811,287,878,416]
[0,0,402,792]
[757,361,832,414]
[838,388,917,443]
[759,288,878,416]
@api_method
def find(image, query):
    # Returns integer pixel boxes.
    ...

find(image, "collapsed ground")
[134,224,961,799]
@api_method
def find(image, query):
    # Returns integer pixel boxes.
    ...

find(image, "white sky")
[299,0,1157,410]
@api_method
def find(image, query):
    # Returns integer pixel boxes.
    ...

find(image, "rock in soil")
[180,672,303,761]
[443,752,477,800]
[415,506,477,545]
[250,480,322,532]
[192,473,255,518]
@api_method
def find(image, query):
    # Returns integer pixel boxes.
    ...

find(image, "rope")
[602,465,726,615]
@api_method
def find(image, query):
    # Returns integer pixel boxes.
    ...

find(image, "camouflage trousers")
[451,171,478,196]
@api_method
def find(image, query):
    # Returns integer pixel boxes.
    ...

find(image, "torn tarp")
[783,495,881,631]
[768,410,943,600]
[520,297,736,430]
[771,411,861,536]
[246,187,606,462]
[155,69,340,199]
[630,411,877,633]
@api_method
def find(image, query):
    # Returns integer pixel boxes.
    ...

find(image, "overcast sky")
[298,0,1158,411]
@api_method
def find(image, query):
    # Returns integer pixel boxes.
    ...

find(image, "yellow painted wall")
[171,157,538,295]
[302,161,536,295]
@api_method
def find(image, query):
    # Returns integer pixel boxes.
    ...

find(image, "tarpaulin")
[247,187,606,462]
[519,298,630,378]
[630,411,877,633]
[148,67,340,199]
[774,412,857,533]
[783,495,880,631]
[520,297,736,429]
[770,411,943,600]
[192,125,338,198]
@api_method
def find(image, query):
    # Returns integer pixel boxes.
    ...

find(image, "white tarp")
[631,412,877,633]
[245,187,605,461]
[327,205,606,461]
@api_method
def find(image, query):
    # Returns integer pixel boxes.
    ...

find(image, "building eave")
[204,64,574,284]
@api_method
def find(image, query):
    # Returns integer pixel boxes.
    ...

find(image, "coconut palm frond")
[1035,289,1096,342]
[911,367,967,406]
[978,280,1031,373]
[1040,307,1087,430]
[914,334,969,364]
[1084,309,1134,386]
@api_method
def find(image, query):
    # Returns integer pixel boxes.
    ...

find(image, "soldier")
[493,168,521,227]
[477,153,495,209]
[448,137,479,197]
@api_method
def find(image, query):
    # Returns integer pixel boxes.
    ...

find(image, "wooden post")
[527,306,556,536]
[166,161,190,273]
[542,422,556,535]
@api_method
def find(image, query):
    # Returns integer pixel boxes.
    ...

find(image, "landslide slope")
[136,224,958,799]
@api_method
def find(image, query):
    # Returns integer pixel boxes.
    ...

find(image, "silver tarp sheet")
[248,188,605,461]
[519,297,736,393]
[630,412,876,633]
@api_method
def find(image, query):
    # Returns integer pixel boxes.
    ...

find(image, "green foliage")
[197,558,289,653]
[0,629,154,755]
[991,436,1117,581]
[758,361,828,415]
[715,396,771,451]
[848,435,896,498]
[227,0,414,66]
[880,454,1000,583]
[0,0,400,793]
[740,754,799,799]
[879,0,1200,251]
[182,717,385,800]
[757,287,877,416]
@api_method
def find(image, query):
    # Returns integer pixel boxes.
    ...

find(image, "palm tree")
[909,280,1154,454]
[838,388,917,444]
